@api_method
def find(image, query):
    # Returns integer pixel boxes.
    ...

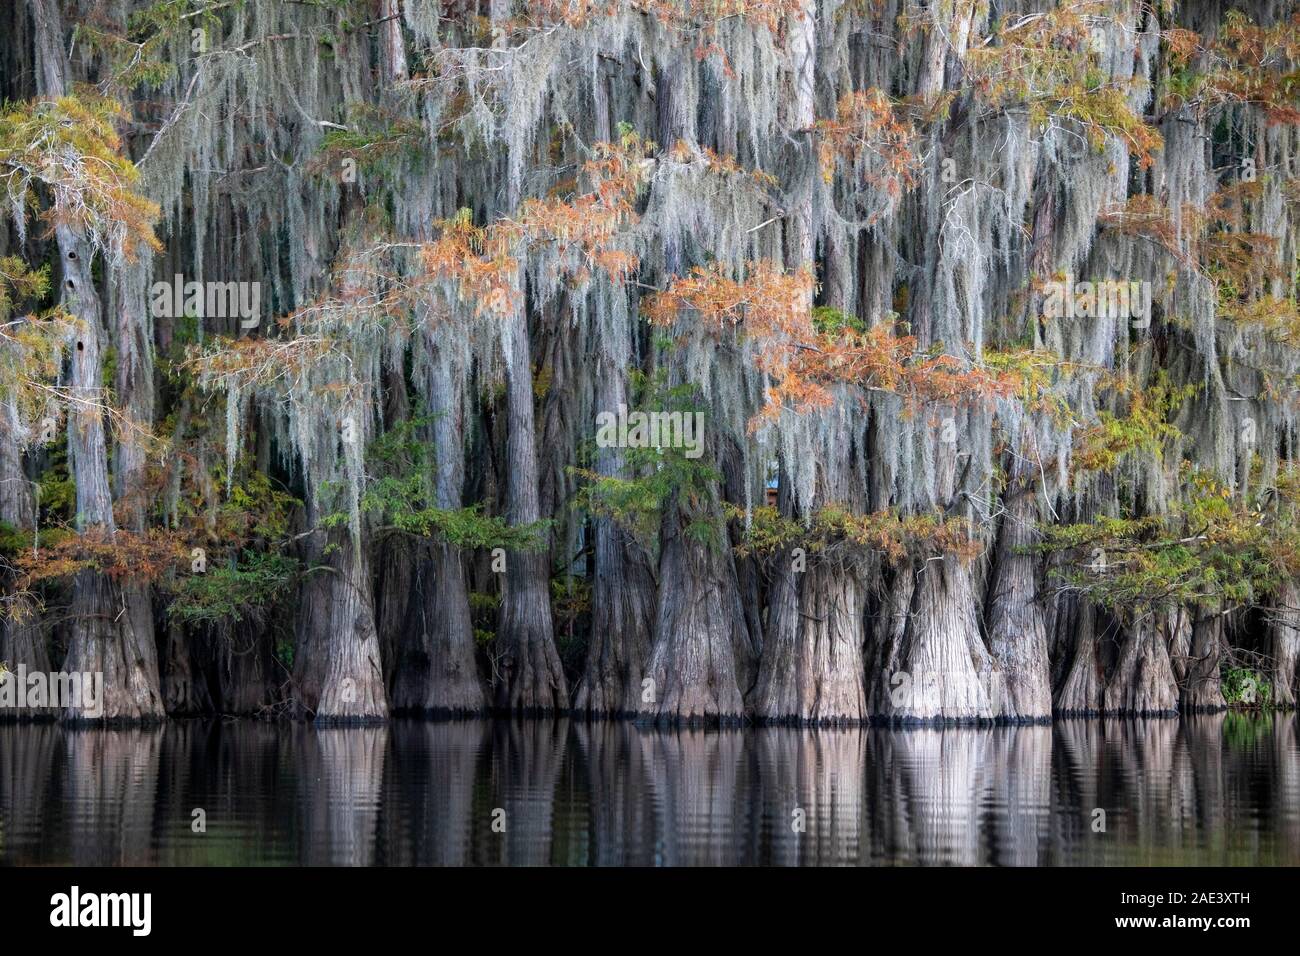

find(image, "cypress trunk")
[1269,582,1300,708]
[874,554,996,724]
[391,337,485,714]
[749,556,867,724]
[983,472,1052,721]
[213,622,279,715]
[1053,597,1105,716]
[31,0,162,722]
[1180,611,1227,713]
[574,363,656,717]
[494,304,566,712]
[1103,618,1178,716]
[642,496,751,724]
[160,620,212,715]
[0,400,49,717]
[292,526,387,722]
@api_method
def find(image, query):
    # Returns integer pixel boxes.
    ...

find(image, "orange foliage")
[425,134,650,316]
[1164,13,1300,125]
[15,527,189,592]
[815,90,920,205]
[644,261,1021,426]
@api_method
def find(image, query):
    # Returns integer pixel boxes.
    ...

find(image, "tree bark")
[983,471,1051,721]
[494,302,566,712]
[574,360,656,716]
[1053,596,1105,716]
[573,512,657,716]
[394,540,487,714]
[0,400,50,717]
[1180,610,1227,713]
[160,620,213,715]
[749,555,867,724]
[642,496,751,724]
[292,526,387,722]
[31,0,162,723]
[1103,617,1179,716]
[1269,582,1300,708]
[874,554,996,724]
[213,621,279,715]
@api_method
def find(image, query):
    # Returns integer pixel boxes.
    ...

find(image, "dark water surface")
[1,715,1297,865]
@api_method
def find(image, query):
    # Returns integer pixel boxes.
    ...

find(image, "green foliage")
[570,370,720,546]
[551,575,591,674]
[312,103,423,178]
[1222,668,1272,708]
[324,413,549,550]
[35,449,75,525]
[217,468,297,543]
[1068,371,1194,476]
[0,256,51,323]
[811,305,866,337]
[0,256,68,424]
[167,552,300,626]
[0,520,28,558]
[1040,466,1300,616]
[729,502,978,564]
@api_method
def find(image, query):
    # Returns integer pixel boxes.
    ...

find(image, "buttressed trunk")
[875,553,996,724]
[213,621,279,715]
[495,303,566,712]
[391,342,485,715]
[1269,582,1300,708]
[574,353,656,717]
[1053,596,1105,716]
[643,492,753,724]
[1103,617,1178,716]
[31,0,163,723]
[749,553,867,724]
[1179,610,1227,713]
[160,621,212,716]
[983,469,1052,721]
[293,525,387,722]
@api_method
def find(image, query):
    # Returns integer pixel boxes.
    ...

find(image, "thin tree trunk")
[0,400,50,717]
[31,0,162,723]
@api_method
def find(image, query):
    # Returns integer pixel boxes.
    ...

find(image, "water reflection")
[0,714,1296,866]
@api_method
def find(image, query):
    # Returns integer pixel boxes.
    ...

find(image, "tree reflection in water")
[0,715,1296,866]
